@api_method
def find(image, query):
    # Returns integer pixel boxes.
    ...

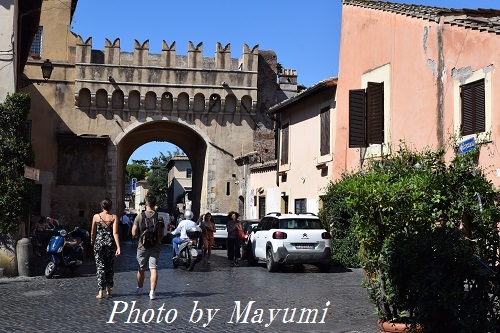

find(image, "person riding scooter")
[171,210,197,258]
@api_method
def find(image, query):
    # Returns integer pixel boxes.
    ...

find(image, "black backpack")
[140,212,159,249]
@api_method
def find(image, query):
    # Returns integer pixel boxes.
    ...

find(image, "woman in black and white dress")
[90,198,121,299]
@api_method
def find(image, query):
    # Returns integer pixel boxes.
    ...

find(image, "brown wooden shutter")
[281,123,289,165]
[461,79,485,136]
[349,89,367,147]
[367,82,384,144]
[320,106,330,155]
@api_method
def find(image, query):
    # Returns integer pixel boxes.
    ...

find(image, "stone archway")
[113,115,212,218]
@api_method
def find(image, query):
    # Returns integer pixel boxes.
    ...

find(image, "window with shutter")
[349,82,384,147]
[281,123,289,165]
[320,106,330,155]
[349,89,366,148]
[367,82,384,144]
[461,79,485,136]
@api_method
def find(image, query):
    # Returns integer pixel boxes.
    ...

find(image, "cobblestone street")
[0,242,377,333]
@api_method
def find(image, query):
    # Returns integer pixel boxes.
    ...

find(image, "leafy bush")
[320,141,500,330]
[320,172,361,267]
[0,93,35,235]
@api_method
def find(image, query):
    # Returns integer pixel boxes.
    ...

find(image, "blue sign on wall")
[459,137,476,155]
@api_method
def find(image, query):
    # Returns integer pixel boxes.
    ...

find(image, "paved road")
[0,242,378,333]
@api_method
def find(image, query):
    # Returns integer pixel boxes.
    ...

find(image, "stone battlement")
[75,36,259,72]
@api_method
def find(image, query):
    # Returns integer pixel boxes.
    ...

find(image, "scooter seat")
[64,237,82,247]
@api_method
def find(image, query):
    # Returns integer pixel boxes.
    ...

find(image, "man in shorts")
[132,195,164,300]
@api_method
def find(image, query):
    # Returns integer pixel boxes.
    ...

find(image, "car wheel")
[266,248,278,272]
[247,244,258,266]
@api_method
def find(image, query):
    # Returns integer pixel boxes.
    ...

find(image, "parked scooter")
[45,227,89,278]
[172,226,203,271]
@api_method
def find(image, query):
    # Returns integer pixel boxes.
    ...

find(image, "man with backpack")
[131,195,165,300]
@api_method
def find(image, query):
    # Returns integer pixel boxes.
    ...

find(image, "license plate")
[294,244,315,249]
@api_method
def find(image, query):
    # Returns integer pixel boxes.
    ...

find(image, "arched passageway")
[114,117,209,218]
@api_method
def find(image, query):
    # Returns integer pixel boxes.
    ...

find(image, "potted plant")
[322,142,500,332]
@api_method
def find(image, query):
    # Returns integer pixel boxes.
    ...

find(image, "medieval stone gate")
[24,30,286,225]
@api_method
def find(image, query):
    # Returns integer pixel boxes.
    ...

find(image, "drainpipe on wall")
[266,111,281,186]
[436,18,445,148]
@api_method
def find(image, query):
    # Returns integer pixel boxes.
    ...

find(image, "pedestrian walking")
[90,198,121,299]
[119,212,130,243]
[200,212,216,264]
[131,195,165,300]
[226,211,242,266]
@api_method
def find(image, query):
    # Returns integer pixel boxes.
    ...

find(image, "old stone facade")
[21,0,291,226]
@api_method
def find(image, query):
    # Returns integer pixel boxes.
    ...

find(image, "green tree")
[320,142,500,330]
[0,93,35,235]
[148,152,173,211]
[126,159,148,181]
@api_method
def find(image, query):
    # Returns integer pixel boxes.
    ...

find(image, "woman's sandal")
[106,288,112,298]
[96,292,104,299]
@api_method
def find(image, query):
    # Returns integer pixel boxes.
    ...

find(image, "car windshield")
[278,219,323,229]
[212,215,228,225]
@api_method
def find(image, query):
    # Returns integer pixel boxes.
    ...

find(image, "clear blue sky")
[71,0,497,164]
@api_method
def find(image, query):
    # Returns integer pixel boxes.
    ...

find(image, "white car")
[210,213,228,249]
[247,212,332,272]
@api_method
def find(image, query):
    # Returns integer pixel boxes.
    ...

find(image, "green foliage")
[319,174,361,267]
[320,141,500,329]
[381,227,499,332]
[147,152,173,210]
[131,159,148,166]
[126,163,148,181]
[0,93,35,235]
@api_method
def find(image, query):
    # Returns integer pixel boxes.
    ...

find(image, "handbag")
[237,228,246,240]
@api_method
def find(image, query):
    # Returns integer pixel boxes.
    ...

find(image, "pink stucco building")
[334,1,500,186]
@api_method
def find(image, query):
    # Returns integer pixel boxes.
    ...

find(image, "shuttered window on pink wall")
[461,79,485,136]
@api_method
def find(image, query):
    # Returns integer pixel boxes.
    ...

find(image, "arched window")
[145,91,157,110]
[112,90,124,109]
[161,92,173,111]
[128,90,140,110]
[193,93,205,112]
[241,95,252,113]
[208,94,221,112]
[177,92,189,111]
[96,89,108,109]
[225,94,236,113]
[79,88,91,107]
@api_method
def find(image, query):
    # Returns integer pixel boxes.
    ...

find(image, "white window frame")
[453,66,492,143]
[361,63,391,158]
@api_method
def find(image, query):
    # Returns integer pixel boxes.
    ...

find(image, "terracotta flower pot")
[377,320,420,332]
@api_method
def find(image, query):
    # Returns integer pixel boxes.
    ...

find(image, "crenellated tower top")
[75,35,259,72]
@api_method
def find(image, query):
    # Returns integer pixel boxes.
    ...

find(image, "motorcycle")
[45,227,89,278]
[172,226,203,271]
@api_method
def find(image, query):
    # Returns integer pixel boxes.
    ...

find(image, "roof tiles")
[342,0,500,33]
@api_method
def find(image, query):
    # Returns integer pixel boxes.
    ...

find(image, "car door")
[254,217,271,259]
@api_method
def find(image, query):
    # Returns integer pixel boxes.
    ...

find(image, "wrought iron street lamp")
[41,59,53,81]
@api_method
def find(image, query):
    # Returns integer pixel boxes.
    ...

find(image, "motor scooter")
[45,227,89,278]
[172,226,203,271]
